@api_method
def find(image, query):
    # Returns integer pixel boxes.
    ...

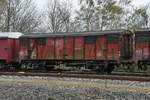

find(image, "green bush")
[48,97,54,100]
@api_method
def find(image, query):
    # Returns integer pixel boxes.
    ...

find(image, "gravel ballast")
[0,75,150,100]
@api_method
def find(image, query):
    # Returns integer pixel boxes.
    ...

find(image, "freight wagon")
[0,32,22,70]
[135,29,150,70]
[19,30,133,73]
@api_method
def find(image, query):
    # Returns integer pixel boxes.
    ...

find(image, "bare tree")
[118,0,149,30]
[76,0,149,31]
[0,0,6,19]
[0,0,42,33]
[46,0,73,33]
[0,0,6,30]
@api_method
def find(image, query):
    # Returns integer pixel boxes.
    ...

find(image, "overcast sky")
[35,0,150,9]
[35,0,78,10]
[34,0,150,17]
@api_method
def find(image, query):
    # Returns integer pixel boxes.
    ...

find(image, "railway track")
[0,71,150,82]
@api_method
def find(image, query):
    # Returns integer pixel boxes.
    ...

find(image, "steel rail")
[0,72,150,82]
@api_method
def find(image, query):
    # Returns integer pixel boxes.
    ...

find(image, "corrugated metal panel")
[84,36,96,44]
[65,37,74,59]
[135,42,149,60]
[135,32,149,42]
[55,38,64,59]
[75,37,84,59]
[96,36,106,60]
[85,44,95,59]
[0,39,8,61]
[135,36,149,42]
[107,34,119,43]
[107,44,119,60]
[46,38,55,59]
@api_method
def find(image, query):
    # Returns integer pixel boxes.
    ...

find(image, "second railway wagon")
[135,29,150,70]
[19,30,133,73]
[0,32,22,70]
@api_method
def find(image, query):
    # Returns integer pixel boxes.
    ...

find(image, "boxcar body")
[19,30,133,73]
[134,29,150,69]
[0,32,22,69]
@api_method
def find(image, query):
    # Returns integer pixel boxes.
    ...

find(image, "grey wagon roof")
[0,32,22,38]
[21,29,126,38]
[135,28,150,34]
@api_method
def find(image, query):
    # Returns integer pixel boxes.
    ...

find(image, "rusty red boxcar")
[134,29,150,70]
[0,32,22,69]
[19,30,132,73]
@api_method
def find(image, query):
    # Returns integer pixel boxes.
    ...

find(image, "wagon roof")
[135,28,150,34]
[0,32,22,39]
[21,29,126,38]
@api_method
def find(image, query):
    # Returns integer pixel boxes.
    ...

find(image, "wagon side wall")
[134,33,150,64]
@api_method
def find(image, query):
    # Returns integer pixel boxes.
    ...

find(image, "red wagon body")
[19,32,122,61]
[134,29,150,66]
[0,32,22,63]
[19,30,132,73]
